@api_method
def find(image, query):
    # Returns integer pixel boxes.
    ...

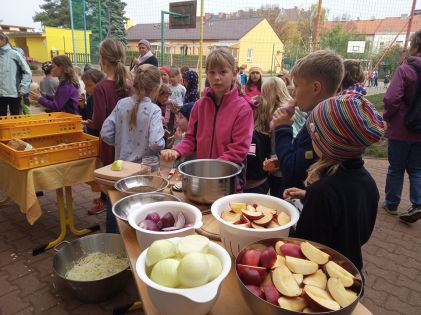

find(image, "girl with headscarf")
[183,70,199,103]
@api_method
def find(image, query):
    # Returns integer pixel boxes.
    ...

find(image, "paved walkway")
[0,158,420,314]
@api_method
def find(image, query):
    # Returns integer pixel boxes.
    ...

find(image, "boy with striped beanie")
[284,93,384,271]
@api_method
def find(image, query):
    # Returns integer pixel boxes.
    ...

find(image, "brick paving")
[0,158,420,314]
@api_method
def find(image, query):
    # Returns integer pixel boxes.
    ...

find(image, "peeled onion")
[150,258,180,288]
[206,254,222,281]
[178,252,210,288]
[146,240,177,267]
[178,235,209,256]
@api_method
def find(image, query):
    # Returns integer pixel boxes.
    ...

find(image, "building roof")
[324,15,421,35]
[0,24,36,33]
[127,17,265,41]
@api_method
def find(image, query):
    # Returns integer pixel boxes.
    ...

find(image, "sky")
[0,0,420,30]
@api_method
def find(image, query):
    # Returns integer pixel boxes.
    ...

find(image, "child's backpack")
[405,63,421,133]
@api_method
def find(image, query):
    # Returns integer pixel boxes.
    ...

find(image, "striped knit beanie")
[306,94,384,161]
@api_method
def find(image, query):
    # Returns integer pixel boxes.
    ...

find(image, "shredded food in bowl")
[65,252,129,281]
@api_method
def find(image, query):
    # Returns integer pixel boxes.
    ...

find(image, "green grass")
[365,93,385,111]
[364,138,388,158]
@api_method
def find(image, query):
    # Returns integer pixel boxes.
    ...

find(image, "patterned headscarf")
[307,94,384,161]
[183,70,199,103]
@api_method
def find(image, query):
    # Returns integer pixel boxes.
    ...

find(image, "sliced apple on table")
[303,285,341,312]
[271,255,286,269]
[278,296,307,312]
[256,205,277,216]
[272,265,302,297]
[292,273,304,285]
[285,256,319,275]
[241,209,264,220]
[303,269,327,289]
[301,241,330,265]
[324,261,355,287]
[221,211,241,223]
[260,246,277,269]
[253,213,274,227]
[280,243,304,258]
[230,202,247,213]
[327,277,354,308]
[274,240,285,255]
[277,211,291,225]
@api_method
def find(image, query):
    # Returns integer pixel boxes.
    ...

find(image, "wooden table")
[109,189,372,315]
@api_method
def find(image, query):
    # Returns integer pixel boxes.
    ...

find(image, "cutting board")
[94,161,149,181]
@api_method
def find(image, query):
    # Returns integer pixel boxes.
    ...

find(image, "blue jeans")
[385,139,421,207]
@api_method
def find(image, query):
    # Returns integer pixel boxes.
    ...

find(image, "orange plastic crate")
[0,113,82,141]
[0,133,99,170]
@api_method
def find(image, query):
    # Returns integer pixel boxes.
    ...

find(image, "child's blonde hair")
[255,77,291,134]
[304,158,342,186]
[291,50,344,95]
[169,68,180,77]
[99,37,131,97]
[130,64,161,128]
[158,84,172,96]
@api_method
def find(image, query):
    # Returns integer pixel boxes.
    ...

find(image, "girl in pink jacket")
[161,48,254,174]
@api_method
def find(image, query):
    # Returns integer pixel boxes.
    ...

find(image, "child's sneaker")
[383,202,398,215]
[399,206,421,224]
[88,199,106,215]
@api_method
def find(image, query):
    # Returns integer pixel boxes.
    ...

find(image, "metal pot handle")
[53,240,70,252]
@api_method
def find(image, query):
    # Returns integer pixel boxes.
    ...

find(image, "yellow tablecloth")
[0,157,100,225]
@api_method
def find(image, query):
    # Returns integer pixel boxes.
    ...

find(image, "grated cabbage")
[65,252,129,281]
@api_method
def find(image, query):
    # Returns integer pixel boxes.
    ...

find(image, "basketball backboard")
[169,1,197,29]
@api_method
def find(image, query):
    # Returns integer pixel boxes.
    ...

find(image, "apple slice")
[256,205,277,216]
[277,212,291,225]
[271,255,286,269]
[235,223,251,228]
[301,241,330,265]
[238,268,263,286]
[274,240,285,255]
[242,209,264,220]
[246,205,256,212]
[251,222,266,229]
[253,213,274,227]
[260,246,277,269]
[303,307,317,313]
[230,202,247,213]
[242,249,261,266]
[327,277,355,307]
[280,243,304,259]
[278,296,307,312]
[324,261,355,287]
[303,269,327,289]
[261,272,274,286]
[303,285,340,312]
[267,220,280,228]
[237,264,267,280]
[346,289,358,303]
[240,214,251,224]
[221,211,241,223]
[272,265,302,297]
[285,256,319,275]
[293,273,304,285]
[246,285,264,298]
[262,284,281,305]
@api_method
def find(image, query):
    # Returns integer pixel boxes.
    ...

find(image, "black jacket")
[141,55,159,67]
[294,158,378,271]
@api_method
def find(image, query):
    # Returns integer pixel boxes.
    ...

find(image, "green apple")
[111,160,123,171]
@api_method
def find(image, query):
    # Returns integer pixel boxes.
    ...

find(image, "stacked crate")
[0,113,99,170]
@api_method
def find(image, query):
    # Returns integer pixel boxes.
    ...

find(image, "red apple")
[253,213,274,227]
[241,209,264,220]
[262,284,281,305]
[242,249,261,266]
[246,285,264,299]
[260,246,277,269]
[236,264,267,280]
[238,268,263,286]
[280,243,305,259]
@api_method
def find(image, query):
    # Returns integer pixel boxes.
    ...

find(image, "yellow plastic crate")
[0,113,82,141]
[0,133,99,170]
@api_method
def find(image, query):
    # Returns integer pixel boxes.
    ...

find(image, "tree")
[33,0,73,28]
[372,45,403,77]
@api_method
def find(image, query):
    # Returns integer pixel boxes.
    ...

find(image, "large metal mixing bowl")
[178,159,242,204]
[53,233,131,303]
[112,192,181,221]
[114,175,169,195]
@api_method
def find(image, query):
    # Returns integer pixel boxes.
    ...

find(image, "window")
[247,48,253,62]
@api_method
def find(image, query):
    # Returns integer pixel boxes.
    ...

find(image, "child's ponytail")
[130,64,161,128]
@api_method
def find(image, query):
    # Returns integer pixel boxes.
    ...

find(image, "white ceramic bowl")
[136,237,231,315]
[211,193,300,257]
[128,201,203,249]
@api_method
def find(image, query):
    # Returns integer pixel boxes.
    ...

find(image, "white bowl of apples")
[235,237,363,314]
[211,193,300,257]
[136,235,231,315]
[128,201,203,249]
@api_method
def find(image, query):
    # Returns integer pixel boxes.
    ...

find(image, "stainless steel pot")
[178,159,242,204]
[53,233,131,303]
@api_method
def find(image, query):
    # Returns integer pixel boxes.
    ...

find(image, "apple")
[261,273,274,286]
[262,284,281,305]
[246,205,256,212]
[221,211,242,223]
[236,264,267,280]
[242,249,261,266]
[274,241,285,255]
[280,243,305,259]
[256,205,277,216]
[324,261,355,288]
[230,202,247,213]
[303,285,340,312]
[238,268,263,286]
[292,273,303,285]
[241,209,264,220]
[246,285,264,299]
[285,256,319,275]
[271,255,286,269]
[278,296,307,312]
[111,159,123,171]
[346,289,358,303]
[301,241,330,265]
[272,265,302,297]
[240,215,251,224]
[303,269,327,289]
[253,213,274,227]
[277,212,291,225]
[260,246,277,269]
[327,277,354,307]
[267,220,280,228]
[303,307,317,313]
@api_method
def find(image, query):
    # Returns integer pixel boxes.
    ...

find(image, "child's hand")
[29,90,41,102]
[174,127,183,140]
[262,158,280,172]
[160,149,180,161]
[283,187,306,200]
[270,108,293,129]
[83,119,95,130]
[78,94,86,108]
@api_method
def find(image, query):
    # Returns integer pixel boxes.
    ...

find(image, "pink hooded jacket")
[174,86,254,163]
